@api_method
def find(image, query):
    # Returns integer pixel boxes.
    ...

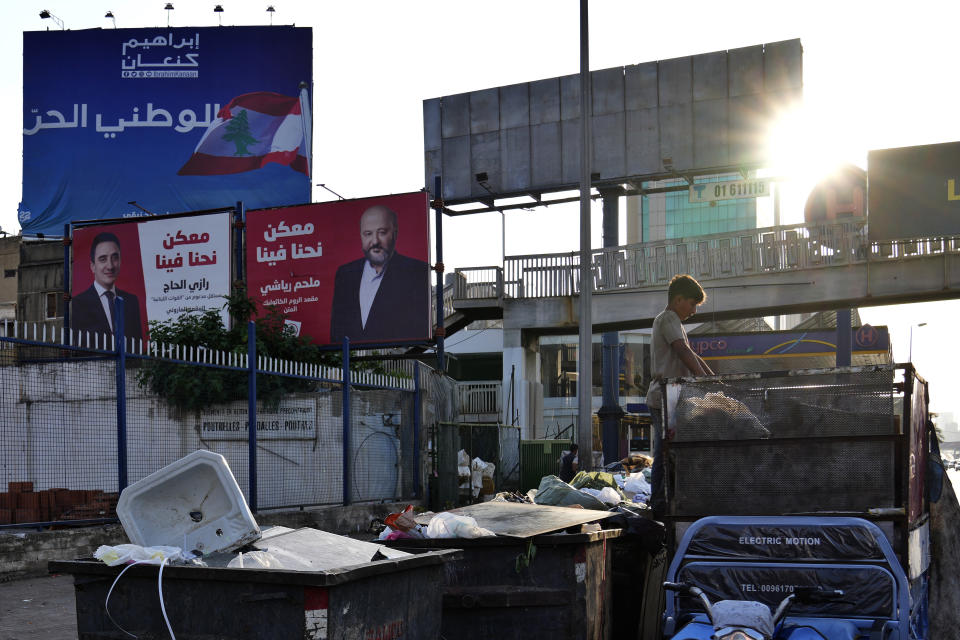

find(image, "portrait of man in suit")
[71,231,144,343]
[329,205,429,343]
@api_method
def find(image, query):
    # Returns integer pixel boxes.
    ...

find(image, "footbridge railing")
[453,218,960,301]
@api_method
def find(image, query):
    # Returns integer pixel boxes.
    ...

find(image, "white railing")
[454,219,960,301]
[0,320,415,390]
[453,267,503,301]
[456,380,501,416]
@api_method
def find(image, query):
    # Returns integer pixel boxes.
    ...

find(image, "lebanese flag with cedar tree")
[178,91,308,176]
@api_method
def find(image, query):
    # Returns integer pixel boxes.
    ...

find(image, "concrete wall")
[0,236,19,322]
[17,239,63,328]
[0,359,435,509]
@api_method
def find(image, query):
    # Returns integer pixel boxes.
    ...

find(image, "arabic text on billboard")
[246,193,432,346]
[22,26,312,236]
[71,212,232,341]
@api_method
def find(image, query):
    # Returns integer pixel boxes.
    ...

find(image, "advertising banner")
[246,193,431,346]
[71,211,232,341]
[868,141,960,243]
[688,325,889,360]
[22,26,312,237]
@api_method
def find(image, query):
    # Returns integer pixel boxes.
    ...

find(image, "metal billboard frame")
[424,39,802,213]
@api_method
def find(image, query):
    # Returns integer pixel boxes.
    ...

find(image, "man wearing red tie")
[71,232,143,344]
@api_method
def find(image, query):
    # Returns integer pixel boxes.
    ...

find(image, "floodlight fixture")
[105,11,116,28]
[266,5,275,25]
[214,4,224,25]
[127,201,156,216]
[39,9,65,29]
[165,3,174,27]
[316,183,345,201]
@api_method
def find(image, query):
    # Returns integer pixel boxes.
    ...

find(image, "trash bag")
[94,544,186,566]
[579,486,623,506]
[533,475,609,510]
[384,505,418,532]
[470,457,495,497]
[227,550,280,569]
[571,470,621,491]
[425,512,495,538]
[570,471,627,501]
[623,474,652,502]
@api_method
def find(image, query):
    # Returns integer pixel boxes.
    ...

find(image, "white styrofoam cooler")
[117,450,260,554]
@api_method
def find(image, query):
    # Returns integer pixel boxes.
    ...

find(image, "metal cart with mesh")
[661,365,932,637]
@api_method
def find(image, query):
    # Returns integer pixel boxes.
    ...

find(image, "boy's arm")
[693,351,715,375]
[671,339,711,376]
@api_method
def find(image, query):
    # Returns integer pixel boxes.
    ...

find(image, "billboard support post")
[433,176,445,373]
[234,201,245,284]
[577,0,594,466]
[342,336,352,506]
[247,321,258,512]
[598,188,624,465]
[115,296,128,492]
[63,223,71,342]
[413,361,421,499]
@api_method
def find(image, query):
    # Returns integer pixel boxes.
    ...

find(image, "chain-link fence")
[0,323,427,528]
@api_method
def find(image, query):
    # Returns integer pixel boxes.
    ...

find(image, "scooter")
[661,516,918,640]
[663,581,847,640]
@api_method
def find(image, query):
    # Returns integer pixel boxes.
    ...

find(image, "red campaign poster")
[71,212,233,344]
[246,192,432,346]
[71,222,149,343]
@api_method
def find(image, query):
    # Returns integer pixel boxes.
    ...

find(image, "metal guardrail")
[453,219,960,301]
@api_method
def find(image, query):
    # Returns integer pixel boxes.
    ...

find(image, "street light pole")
[909,322,927,363]
[576,0,594,467]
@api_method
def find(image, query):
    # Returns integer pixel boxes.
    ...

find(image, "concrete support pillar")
[502,328,542,440]
[598,188,625,465]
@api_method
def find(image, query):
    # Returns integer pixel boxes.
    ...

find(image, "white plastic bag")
[624,474,651,497]
[424,512,495,539]
[597,486,623,505]
[94,544,185,566]
[470,457,493,497]
[458,449,470,467]
[227,550,280,569]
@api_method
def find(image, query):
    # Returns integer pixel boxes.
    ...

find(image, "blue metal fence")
[0,315,422,528]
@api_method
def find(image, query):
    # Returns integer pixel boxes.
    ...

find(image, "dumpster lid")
[249,527,412,571]
[417,502,617,538]
[49,548,459,587]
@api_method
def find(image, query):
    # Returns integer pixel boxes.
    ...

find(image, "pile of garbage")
[675,391,770,440]
[377,504,495,541]
[525,453,653,511]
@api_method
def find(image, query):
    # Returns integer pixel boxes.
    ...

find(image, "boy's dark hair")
[569,444,579,452]
[667,274,706,304]
[89,232,122,262]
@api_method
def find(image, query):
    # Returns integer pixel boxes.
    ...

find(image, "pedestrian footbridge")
[445,219,960,333]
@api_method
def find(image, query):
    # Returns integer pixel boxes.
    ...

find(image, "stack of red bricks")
[0,483,119,524]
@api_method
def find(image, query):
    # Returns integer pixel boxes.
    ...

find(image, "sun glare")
[763,102,865,225]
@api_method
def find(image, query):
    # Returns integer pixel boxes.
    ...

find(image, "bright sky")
[3,0,960,415]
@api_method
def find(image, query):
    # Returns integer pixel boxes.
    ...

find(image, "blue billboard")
[21,26,312,236]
